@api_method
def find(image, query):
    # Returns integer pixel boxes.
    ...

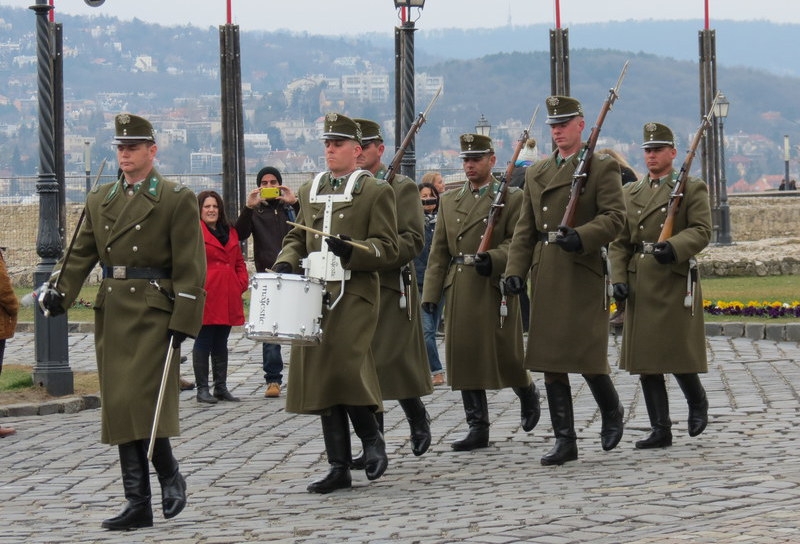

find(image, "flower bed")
[703,300,800,318]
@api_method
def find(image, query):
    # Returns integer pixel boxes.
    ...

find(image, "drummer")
[272,113,399,494]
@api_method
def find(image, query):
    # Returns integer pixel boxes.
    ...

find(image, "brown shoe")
[0,426,16,438]
[265,383,281,398]
[432,373,445,386]
[179,378,195,391]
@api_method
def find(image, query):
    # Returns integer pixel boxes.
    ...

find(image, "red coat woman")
[192,190,249,404]
[200,217,248,327]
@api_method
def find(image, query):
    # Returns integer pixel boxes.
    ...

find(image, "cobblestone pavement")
[1,331,799,543]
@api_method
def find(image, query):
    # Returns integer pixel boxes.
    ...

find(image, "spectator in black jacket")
[234,166,299,398]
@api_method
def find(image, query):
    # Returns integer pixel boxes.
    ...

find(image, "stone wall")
[726,194,800,240]
[2,194,799,286]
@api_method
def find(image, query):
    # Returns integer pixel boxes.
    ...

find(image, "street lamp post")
[784,135,791,190]
[714,92,732,245]
[30,0,72,395]
[394,0,424,181]
[475,114,491,136]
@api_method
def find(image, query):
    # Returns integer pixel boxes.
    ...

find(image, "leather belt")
[102,266,172,280]
[451,254,477,266]
[537,232,560,243]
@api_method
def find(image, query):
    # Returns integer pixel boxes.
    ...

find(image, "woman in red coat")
[192,190,249,404]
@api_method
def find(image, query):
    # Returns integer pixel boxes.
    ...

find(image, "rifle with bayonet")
[475,105,539,254]
[383,85,442,184]
[658,92,720,242]
[558,60,629,232]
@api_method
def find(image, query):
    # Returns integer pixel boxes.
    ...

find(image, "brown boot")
[179,378,195,391]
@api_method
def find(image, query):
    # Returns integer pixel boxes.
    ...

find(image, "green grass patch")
[0,366,34,391]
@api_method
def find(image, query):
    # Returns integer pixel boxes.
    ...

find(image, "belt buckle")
[462,255,475,266]
[641,242,655,254]
[547,231,559,243]
[112,266,126,279]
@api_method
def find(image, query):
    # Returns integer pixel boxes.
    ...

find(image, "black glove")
[474,252,492,277]
[612,283,629,301]
[554,225,583,252]
[422,302,437,315]
[652,241,676,264]
[169,330,188,348]
[504,275,525,295]
[271,262,293,274]
[325,234,353,260]
[39,286,66,317]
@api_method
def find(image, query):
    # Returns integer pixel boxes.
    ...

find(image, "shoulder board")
[507,186,522,194]
[595,153,609,161]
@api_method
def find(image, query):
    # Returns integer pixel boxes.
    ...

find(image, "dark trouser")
[262,343,284,384]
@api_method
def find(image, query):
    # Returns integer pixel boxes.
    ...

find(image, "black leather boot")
[308,406,353,494]
[636,374,673,449]
[350,412,383,470]
[584,374,624,451]
[346,406,388,481]
[512,382,541,432]
[193,350,217,404]
[540,382,578,466]
[452,390,490,451]
[674,373,708,437]
[150,437,187,519]
[212,353,240,402]
[101,441,153,530]
[399,397,431,456]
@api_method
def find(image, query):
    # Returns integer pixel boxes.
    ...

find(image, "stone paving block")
[745,322,765,340]
[722,322,745,337]
[765,323,786,341]
[705,322,723,336]
[785,323,800,342]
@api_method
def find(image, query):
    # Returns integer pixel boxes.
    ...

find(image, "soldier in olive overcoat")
[40,114,206,530]
[353,118,432,462]
[273,113,399,494]
[505,96,626,466]
[609,122,711,450]
[422,133,540,452]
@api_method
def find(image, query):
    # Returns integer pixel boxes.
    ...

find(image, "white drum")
[245,273,324,345]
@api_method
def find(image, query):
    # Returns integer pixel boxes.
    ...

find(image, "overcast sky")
[2,0,798,34]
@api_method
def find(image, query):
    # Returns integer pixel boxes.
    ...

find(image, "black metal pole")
[717,117,732,244]
[398,20,416,181]
[219,24,246,230]
[30,0,72,396]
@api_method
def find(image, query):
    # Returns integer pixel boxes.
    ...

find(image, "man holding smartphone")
[234,166,299,398]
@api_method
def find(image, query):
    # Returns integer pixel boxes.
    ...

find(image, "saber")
[37,159,107,317]
[286,220,371,252]
[148,335,176,461]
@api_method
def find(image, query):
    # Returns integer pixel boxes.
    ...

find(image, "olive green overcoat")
[422,179,530,390]
[370,168,433,400]
[506,150,625,374]
[276,171,399,414]
[53,171,206,445]
[609,172,711,374]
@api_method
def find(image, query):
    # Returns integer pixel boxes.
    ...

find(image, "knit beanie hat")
[256,166,282,186]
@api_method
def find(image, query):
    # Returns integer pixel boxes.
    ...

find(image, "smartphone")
[260,187,281,200]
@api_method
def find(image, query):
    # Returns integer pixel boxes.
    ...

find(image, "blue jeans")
[263,343,283,385]
[421,295,444,374]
